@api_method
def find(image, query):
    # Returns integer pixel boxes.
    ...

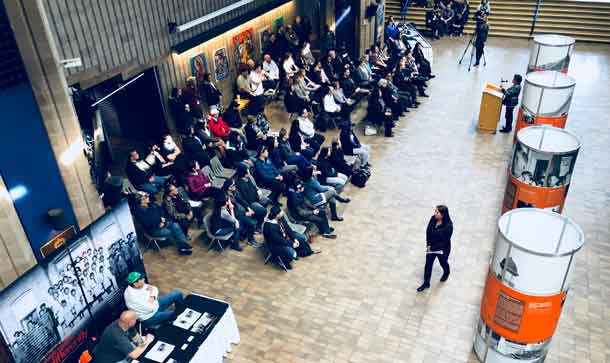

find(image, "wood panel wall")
[0,176,37,289]
[42,0,296,123]
[160,1,296,107]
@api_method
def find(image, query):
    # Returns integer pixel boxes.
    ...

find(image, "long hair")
[289,118,302,150]
[436,205,452,226]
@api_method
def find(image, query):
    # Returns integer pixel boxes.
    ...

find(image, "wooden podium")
[477,83,504,133]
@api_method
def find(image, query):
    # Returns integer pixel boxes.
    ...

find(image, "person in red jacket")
[207,107,231,139]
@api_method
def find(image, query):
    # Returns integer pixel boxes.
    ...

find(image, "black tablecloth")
[138,294,228,363]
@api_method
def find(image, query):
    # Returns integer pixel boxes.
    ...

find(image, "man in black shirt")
[500,74,523,133]
[125,149,168,195]
[474,15,489,67]
[92,310,153,363]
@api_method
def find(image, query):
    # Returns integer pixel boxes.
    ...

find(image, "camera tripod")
[458,32,486,72]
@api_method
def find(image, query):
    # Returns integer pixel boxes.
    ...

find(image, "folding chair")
[134,221,166,258]
[202,166,225,189]
[203,213,233,252]
[210,156,236,179]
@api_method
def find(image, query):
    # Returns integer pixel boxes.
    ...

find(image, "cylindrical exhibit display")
[502,125,580,213]
[527,34,575,74]
[515,71,576,136]
[473,209,585,363]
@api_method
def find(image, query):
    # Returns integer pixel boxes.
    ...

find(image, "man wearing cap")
[263,206,319,269]
[207,107,231,139]
[124,272,184,327]
[92,310,154,363]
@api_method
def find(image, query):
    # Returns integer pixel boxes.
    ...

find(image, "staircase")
[533,1,610,43]
[384,0,610,43]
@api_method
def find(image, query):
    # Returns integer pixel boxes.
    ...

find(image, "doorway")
[334,0,357,57]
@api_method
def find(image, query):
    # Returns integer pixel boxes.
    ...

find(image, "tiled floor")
[142,38,610,362]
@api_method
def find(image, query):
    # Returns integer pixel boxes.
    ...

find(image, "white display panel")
[499,210,584,255]
[473,319,550,363]
[521,72,575,116]
[518,126,580,154]
[528,35,574,72]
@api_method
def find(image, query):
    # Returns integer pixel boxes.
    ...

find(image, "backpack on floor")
[351,166,371,188]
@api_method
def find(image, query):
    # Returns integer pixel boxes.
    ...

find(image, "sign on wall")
[232,28,255,67]
[213,48,230,81]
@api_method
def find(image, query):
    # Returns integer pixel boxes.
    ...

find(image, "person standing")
[417,205,454,292]
[473,14,489,67]
[499,74,523,133]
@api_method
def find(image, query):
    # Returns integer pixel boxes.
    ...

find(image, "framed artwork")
[232,28,255,67]
[189,53,208,80]
[213,48,230,81]
[259,26,271,53]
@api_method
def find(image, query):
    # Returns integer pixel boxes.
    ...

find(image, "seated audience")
[278,128,312,170]
[209,193,243,251]
[301,165,350,222]
[289,119,317,159]
[160,134,189,176]
[163,183,198,233]
[207,107,233,140]
[92,310,153,362]
[317,146,349,190]
[295,69,321,105]
[340,123,371,167]
[235,165,271,213]
[330,138,358,177]
[125,148,168,195]
[440,6,455,37]
[295,107,325,153]
[222,100,243,128]
[320,24,336,53]
[283,52,300,79]
[413,42,435,79]
[341,69,370,101]
[254,145,286,204]
[201,73,223,108]
[287,181,336,238]
[263,205,319,270]
[236,66,254,100]
[222,178,260,246]
[133,192,192,254]
[262,53,280,89]
[193,117,227,159]
[123,271,184,326]
[368,87,395,137]
[300,42,316,69]
[184,161,217,200]
[245,115,269,151]
[269,136,299,174]
[225,131,254,169]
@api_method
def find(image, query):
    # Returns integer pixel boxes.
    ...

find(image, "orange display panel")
[502,174,568,213]
[514,109,568,136]
[480,270,565,343]
[528,67,568,74]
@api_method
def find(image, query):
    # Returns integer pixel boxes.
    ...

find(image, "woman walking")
[417,205,453,292]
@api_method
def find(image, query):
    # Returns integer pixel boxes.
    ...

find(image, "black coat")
[202,82,222,106]
[329,148,353,177]
[426,216,453,251]
[126,161,150,186]
[263,221,292,254]
[340,128,361,156]
[317,157,338,180]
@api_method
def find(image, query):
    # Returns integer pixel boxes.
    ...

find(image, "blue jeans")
[143,290,184,327]
[138,175,169,194]
[153,221,188,245]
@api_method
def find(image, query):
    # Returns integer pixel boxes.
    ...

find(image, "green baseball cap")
[126,272,142,284]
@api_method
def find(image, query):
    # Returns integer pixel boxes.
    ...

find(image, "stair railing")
[530,0,543,35]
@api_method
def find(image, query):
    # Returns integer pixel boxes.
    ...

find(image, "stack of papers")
[173,308,202,330]
[191,312,216,334]
[144,341,175,362]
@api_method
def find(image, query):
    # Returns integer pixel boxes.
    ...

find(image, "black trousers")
[475,43,485,65]
[300,209,331,234]
[423,245,450,284]
[504,106,515,130]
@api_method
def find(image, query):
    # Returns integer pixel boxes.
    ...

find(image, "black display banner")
[0,201,145,363]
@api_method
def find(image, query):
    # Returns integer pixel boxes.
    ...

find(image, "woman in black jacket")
[317,146,349,190]
[329,139,355,177]
[417,205,454,292]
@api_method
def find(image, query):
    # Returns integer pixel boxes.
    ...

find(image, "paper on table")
[173,308,202,330]
[191,312,216,334]
[144,341,175,362]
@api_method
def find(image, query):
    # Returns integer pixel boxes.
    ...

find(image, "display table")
[138,294,240,363]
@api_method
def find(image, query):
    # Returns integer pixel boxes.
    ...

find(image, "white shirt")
[283,58,298,75]
[298,116,316,138]
[263,60,280,80]
[124,284,159,321]
[249,72,264,96]
[323,94,341,113]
